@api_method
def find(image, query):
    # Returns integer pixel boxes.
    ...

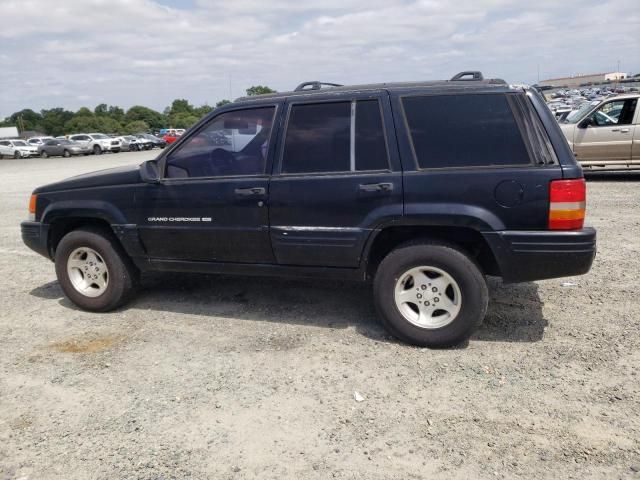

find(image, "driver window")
[592,99,636,127]
[166,107,276,178]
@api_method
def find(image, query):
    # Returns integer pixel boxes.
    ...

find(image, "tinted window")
[283,102,350,174]
[355,100,388,171]
[166,107,275,178]
[282,100,389,174]
[402,94,530,168]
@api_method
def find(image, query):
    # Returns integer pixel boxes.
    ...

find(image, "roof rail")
[294,81,343,92]
[451,71,484,81]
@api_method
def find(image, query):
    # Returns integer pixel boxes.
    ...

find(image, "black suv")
[21,72,596,347]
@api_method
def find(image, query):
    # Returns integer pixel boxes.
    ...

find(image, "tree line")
[0,85,276,137]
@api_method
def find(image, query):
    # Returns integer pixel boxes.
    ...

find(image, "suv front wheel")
[55,227,139,311]
[373,242,488,347]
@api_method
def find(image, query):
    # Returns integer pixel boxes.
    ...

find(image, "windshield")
[13,141,27,146]
[60,139,73,145]
[563,102,598,124]
[92,134,109,139]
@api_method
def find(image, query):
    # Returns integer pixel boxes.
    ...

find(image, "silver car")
[560,94,640,169]
[38,139,91,158]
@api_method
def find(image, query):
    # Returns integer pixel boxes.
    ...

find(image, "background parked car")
[0,139,38,159]
[162,131,181,144]
[559,94,639,169]
[38,139,90,158]
[135,133,166,149]
[68,133,121,154]
[114,135,141,152]
[27,136,55,147]
[130,135,153,150]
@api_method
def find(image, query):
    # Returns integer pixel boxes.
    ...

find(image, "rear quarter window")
[402,93,531,169]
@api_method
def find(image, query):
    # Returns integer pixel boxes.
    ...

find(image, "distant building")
[0,126,19,139]
[539,72,628,88]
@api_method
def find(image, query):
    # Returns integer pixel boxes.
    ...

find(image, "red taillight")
[549,179,586,230]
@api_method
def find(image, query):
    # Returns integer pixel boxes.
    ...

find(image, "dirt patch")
[49,335,124,354]
[9,414,34,430]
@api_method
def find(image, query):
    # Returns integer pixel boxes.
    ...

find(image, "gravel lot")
[1,152,639,479]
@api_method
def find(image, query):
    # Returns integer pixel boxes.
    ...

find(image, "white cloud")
[0,0,638,117]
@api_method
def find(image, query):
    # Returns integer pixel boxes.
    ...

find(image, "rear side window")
[402,94,531,169]
[282,100,389,174]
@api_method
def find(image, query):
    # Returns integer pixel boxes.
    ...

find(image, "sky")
[1,0,638,118]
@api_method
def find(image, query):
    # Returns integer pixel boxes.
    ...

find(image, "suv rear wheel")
[93,145,102,155]
[373,242,488,347]
[55,227,139,311]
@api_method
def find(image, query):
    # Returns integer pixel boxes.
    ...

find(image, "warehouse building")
[539,72,627,88]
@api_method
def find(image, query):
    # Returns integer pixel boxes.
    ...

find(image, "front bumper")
[21,221,51,259]
[483,227,596,283]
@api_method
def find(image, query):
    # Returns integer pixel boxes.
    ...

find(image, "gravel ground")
[1,152,639,480]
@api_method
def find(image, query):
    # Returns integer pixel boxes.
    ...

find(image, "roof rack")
[450,71,484,81]
[294,81,343,92]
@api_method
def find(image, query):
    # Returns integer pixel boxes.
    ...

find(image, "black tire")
[373,242,488,348]
[14,151,20,159]
[41,150,48,158]
[63,149,71,158]
[93,145,102,155]
[55,227,139,312]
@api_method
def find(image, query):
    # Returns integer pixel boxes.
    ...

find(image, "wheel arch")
[43,202,128,258]
[363,224,501,280]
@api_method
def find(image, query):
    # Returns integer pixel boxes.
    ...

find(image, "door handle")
[234,187,265,196]
[619,128,630,133]
[359,182,393,193]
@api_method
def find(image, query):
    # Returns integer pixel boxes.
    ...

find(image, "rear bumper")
[483,227,596,283]
[21,221,51,259]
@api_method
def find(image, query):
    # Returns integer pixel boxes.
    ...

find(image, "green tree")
[94,103,109,116]
[76,107,94,117]
[96,117,122,134]
[125,106,165,130]
[170,112,199,129]
[40,108,74,136]
[124,120,150,134]
[108,106,125,123]
[193,104,213,117]
[245,85,276,96]
[64,115,102,133]
[8,109,43,132]
[169,99,193,115]
[215,99,232,107]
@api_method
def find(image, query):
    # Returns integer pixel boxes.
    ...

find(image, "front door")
[137,104,280,263]
[574,98,637,165]
[269,94,403,268]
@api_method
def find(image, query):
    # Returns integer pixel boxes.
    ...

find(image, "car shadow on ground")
[30,274,547,346]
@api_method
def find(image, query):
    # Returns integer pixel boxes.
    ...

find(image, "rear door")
[573,98,637,165]
[269,92,403,267]
[392,90,563,231]
[70,135,90,149]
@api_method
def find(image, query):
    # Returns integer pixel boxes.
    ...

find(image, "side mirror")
[140,159,160,184]
[579,117,593,129]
